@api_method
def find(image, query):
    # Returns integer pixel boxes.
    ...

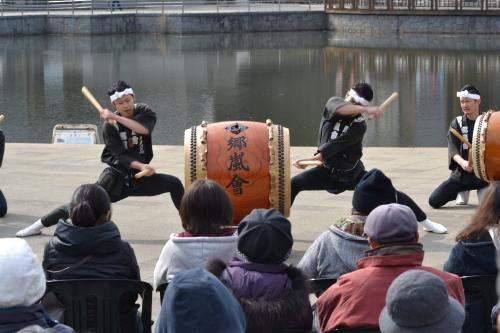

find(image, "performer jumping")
[16,80,184,237]
[292,82,447,233]
[428,84,488,209]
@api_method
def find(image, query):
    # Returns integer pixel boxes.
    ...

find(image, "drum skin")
[184,120,290,224]
[472,110,500,181]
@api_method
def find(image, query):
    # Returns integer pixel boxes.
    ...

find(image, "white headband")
[456,90,480,100]
[110,88,134,102]
[348,89,369,106]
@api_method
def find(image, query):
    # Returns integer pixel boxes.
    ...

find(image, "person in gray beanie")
[299,168,445,280]
[315,204,465,332]
[206,208,312,333]
[379,269,465,333]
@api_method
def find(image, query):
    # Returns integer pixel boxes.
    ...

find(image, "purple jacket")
[207,258,313,333]
[222,259,292,299]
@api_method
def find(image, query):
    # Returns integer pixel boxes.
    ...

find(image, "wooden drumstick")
[296,160,322,166]
[369,92,398,119]
[81,86,115,125]
[378,92,398,110]
[450,128,472,148]
[134,169,150,179]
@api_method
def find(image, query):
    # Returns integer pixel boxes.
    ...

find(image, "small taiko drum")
[472,110,500,181]
[184,120,291,224]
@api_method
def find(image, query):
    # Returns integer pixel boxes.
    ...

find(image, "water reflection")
[1,32,500,146]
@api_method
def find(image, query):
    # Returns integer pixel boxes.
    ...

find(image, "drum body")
[472,110,500,181]
[184,120,290,224]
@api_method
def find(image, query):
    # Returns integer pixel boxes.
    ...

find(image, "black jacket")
[43,220,139,280]
[42,220,141,333]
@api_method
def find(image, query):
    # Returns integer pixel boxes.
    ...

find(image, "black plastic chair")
[156,282,169,305]
[461,274,497,333]
[309,278,337,297]
[45,279,153,333]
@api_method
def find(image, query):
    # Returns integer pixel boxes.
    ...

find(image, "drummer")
[292,82,447,233]
[428,84,489,209]
[16,80,185,237]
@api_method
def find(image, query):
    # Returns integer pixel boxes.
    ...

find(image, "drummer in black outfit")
[428,84,489,209]
[292,82,447,233]
[16,80,184,237]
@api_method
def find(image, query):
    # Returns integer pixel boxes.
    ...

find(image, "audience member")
[444,181,499,276]
[316,203,465,332]
[0,238,74,333]
[207,208,312,333]
[153,180,237,289]
[299,169,400,279]
[42,184,140,333]
[445,182,498,333]
[156,267,246,333]
[379,269,465,333]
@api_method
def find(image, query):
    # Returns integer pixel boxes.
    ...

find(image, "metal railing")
[325,0,500,10]
[0,0,324,15]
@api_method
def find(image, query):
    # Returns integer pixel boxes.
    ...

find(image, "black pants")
[428,177,488,209]
[291,167,427,222]
[0,190,7,217]
[41,173,184,227]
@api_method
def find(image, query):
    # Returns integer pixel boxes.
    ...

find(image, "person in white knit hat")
[0,238,74,332]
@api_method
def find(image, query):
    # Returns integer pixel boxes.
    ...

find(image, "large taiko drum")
[472,110,500,181]
[184,120,290,224]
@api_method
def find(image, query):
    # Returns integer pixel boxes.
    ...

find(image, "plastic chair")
[309,278,337,297]
[45,279,153,333]
[461,274,497,333]
[156,282,169,305]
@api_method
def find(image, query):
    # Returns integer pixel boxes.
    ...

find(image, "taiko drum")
[184,120,290,224]
[472,110,500,181]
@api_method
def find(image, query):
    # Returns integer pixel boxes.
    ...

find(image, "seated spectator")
[0,238,74,332]
[445,182,498,333]
[444,181,499,276]
[42,184,141,333]
[316,203,465,332]
[299,168,398,279]
[379,270,465,333]
[156,267,246,333]
[153,179,237,289]
[207,208,312,333]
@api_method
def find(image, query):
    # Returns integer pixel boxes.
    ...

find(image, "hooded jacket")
[207,258,313,333]
[156,268,246,333]
[42,220,140,333]
[443,231,497,277]
[316,244,465,332]
[43,220,139,280]
[298,222,369,279]
[153,232,238,289]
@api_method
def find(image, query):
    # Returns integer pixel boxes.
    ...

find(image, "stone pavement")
[0,144,480,318]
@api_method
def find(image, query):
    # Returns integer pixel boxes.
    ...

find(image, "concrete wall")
[0,12,326,35]
[2,11,500,35]
[327,12,500,34]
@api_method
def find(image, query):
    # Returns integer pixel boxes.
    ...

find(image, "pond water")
[2,32,500,146]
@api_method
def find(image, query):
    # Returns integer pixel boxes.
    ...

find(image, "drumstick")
[369,92,398,119]
[134,169,150,179]
[81,86,115,125]
[450,128,472,148]
[296,160,322,166]
[379,92,398,110]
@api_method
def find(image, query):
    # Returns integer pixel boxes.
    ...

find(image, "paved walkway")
[0,144,479,318]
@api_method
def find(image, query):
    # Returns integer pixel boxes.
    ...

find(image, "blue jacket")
[156,268,246,333]
[0,304,74,333]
